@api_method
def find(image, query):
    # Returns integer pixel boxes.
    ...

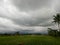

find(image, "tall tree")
[53,13,60,31]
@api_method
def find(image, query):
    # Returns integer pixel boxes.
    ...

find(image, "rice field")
[0,35,60,45]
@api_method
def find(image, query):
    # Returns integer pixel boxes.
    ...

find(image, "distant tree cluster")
[0,31,42,36]
[0,31,20,36]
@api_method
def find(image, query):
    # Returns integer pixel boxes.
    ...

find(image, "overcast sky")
[0,0,59,33]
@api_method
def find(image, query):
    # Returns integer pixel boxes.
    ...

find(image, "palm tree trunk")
[58,23,60,31]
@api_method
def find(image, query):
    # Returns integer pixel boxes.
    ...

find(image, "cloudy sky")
[0,0,59,33]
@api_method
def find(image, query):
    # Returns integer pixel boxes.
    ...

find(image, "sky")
[0,0,60,33]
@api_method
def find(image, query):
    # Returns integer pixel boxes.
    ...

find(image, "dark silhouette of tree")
[53,13,60,31]
[48,28,58,36]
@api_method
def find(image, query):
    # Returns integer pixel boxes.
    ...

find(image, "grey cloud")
[0,0,56,27]
[55,0,60,12]
[13,8,55,27]
[12,0,52,11]
[0,0,59,33]
[0,17,20,32]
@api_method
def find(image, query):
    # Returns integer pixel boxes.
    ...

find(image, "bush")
[48,28,58,37]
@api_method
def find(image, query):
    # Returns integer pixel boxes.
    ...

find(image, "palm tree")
[53,13,60,31]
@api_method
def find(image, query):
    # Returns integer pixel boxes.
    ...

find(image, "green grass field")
[0,35,60,45]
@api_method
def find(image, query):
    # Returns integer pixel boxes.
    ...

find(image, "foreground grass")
[0,35,60,45]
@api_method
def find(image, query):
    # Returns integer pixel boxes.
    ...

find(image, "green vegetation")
[0,35,60,45]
